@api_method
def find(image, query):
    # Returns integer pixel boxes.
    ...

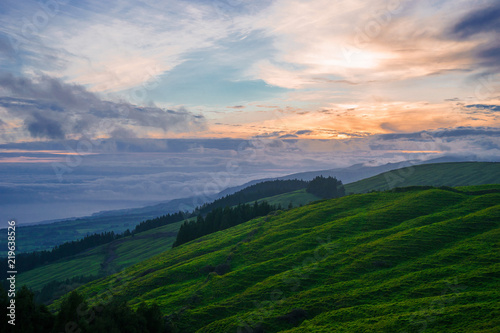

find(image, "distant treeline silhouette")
[196,179,309,215]
[306,176,345,198]
[133,211,186,233]
[0,286,166,333]
[0,212,186,280]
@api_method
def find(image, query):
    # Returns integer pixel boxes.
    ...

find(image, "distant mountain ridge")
[219,155,499,195]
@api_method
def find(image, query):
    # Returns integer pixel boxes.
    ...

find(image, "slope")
[53,185,500,332]
[16,221,184,295]
[15,187,315,296]
[0,180,308,254]
[344,162,500,194]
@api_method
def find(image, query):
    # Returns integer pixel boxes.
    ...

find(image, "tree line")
[1,286,168,332]
[195,179,308,215]
[132,211,185,234]
[173,176,345,248]
[0,212,187,281]
[306,176,345,198]
[0,232,118,281]
[173,201,275,247]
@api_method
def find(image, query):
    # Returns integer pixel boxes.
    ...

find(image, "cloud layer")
[0,73,205,141]
[1,128,498,223]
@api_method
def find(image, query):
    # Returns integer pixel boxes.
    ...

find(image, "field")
[253,188,320,208]
[0,213,165,254]
[50,185,500,332]
[17,221,184,292]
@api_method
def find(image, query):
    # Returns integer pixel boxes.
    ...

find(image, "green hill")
[51,185,500,332]
[1,180,309,255]
[15,190,318,301]
[0,212,167,254]
[344,162,500,194]
[16,221,184,301]
[14,163,499,298]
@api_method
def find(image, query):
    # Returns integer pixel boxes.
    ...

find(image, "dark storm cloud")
[0,73,205,140]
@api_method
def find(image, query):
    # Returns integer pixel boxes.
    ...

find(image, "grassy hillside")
[17,221,184,293]
[17,191,317,296]
[52,185,500,332]
[247,189,319,209]
[16,191,317,296]
[1,181,307,255]
[0,212,166,254]
[344,162,500,194]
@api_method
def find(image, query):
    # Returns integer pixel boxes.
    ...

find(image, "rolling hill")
[15,221,185,302]
[344,162,500,194]
[50,185,500,332]
[0,180,308,254]
[15,189,319,299]
[12,163,499,296]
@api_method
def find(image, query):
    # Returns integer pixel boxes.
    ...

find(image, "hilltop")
[344,162,500,194]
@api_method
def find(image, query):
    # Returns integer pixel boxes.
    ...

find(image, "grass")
[16,221,184,292]
[17,247,106,291]
[0,213,164,254]
[49,185,500,332]
[344,162,500,194]
[258,189,320,208]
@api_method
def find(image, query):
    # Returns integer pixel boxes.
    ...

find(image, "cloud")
[449,2,500,70]
[378,127,500,141]
[25,112,65,139]
[0,73,205,141]
[279,134,298,139]
[451,2,500,39]
[0,0,245,92]
[1,130,499,223]
[466,104,500,112]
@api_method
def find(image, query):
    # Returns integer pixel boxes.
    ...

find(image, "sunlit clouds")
[0,0,499,143]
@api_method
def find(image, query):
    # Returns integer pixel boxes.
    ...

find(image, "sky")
[0,0,499,223]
